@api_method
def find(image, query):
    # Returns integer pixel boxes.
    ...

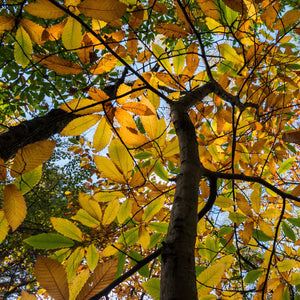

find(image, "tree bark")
[0,109,78,161]
[160,103,202,300]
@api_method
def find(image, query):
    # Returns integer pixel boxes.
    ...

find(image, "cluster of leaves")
[0,0,299,299]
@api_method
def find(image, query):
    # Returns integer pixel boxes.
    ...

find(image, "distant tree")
[0,1,299,300]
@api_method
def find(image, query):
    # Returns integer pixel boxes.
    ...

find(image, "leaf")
[128,5,144,29]
[20,18,45,45]
[287,218,300,227]
[218,43,243,65]
[0,210,9,243]
[278,157,295,175]
[229,212,248,224]
[93,117,112,151]
[244,269,264,284]
[0,16,15,34]
[186,42,199,75]
[221,0,247,14]
[86,244,99,271]
[20,291,37,300]
[274,10,300,30]
[93,190,124,202]
[197,263,226,295]
[215,196,234,209]
[142,278,160,300]
[129,250,150,277]
[155,23,189,38]
[117,126,149,147]
[148,222,169,234]
[152,44,173,74]
[24,0,66,19]
[69,269,90,300]
[102,198,120,225]
[78,0,127,23]
[173,39,186,75]
[51,217,83,242]
[89,53,118,74]
[65,247,85,281]
[14,165,42,195]
[139,224,150,249]
[60,115,100,136]
[282,221,296,241]
[196,0,220,21]
[60,98,103,115]
[252,229,272,242]
[118,198,132,224]
[127,32,138,59]
[62,17,82,50]
[109,139,133,179]
[122,102,155,116]
[154,161,169,181]
[236,193,253,217]
[34,256,69,300]
[94,155,126,184]
[277,259,296,272]
[33,54,83,74]
[143,196,165,222]
[14,26,33,67]
[72,209,100,228]
[76,259,118,300]
[3,184,27,231]
[24,233,75,249]
[11,140,56,177]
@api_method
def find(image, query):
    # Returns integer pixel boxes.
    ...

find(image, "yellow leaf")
[128,5,144,29]
[86,244,99,271]
[260,208,282,219]
[236,193,253,217]
[88,87,110,102]
[117,83,131,105]
[196,0,220,20]
[141,114,158,140]
[33,54,83,74]
[65,247,85,282]
[11,140,56,177]
[101,244,122,257]
[258,219,274,238]
[155,23,189,38]
[93,190,124,202]
[197,263,226,295]
[109,139,133,179]
[69,269,90,300]
[173,39,186,75]
[163,137,179,158]
[89,53,118,75]
[62,17,82,50]
[102,198,120,225]
[218,43,243,65]
[205,17,226,33]
[118,199,132,223]
[118,126,149,147]
[277,259,297,272]
[250,186,261,214]
[152,44,173,74]
[147,75,160,109]
[51,217,83,242]
[14,26,33,67]
[143,196,165,222]
[20,18,44,45]
[215,196,234,209]
[139,225,150,249]
[0,16,15,34]
[60,98,103,115]
[60,114,100,136]
[76,259,118,300]
[0,210,9,242]
[122,102,155,116]
[34,256,69,300]
[24,0,66,19]
[222,0,247,14]
[94,156,126,184]
[93,117,112,152]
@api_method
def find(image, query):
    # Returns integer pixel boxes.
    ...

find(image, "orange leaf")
[127,32,138,60]
[155,23,189,38]
[115,107,137,129]
[3,184,27,231]
[122,102,155,116]
[196,0,220,21]
[222,0,247,14]
[24,0,66,19]
[128,5,144,29]
[137,50,152,63]
[89,53,118,75]
[34,256,69,300]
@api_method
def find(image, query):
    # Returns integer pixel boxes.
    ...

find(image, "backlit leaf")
[0,16,15,34]
[60,115,100,136]
[20,18,44,45]
[69,269,89,300]
[34,256,69,300]
[218,43,243,65]
[14,26,33,67]
[62,17,82,50]
[152,44,172,73]
[93,117,112,152]
[86,244,99,271]
[244,269,263,284]
[93,190,124,202]
[60,98,103,115]
[142,278,160,300]
[0,210,9,243]
[102,198,120,225]
[143,196,165,222]
[154,161,169,181]
[72,209,100,228]
[3,184,26,231]
[65,247,85,282]
[78,192,102,221]
[117,126,149,147]
[118,199,132,223]
[51,217,83,242]
[76,259,118,300]
[287,218,300,227]
[196,0,220,20]
[277,259,296,272]
[173,39,186,75]
[155,23,189,38]
[282,221,296,241]
[24,233,75,249]
[278,157,295,175]
[89,53,118,75]
[274,10,300,30]
[139,225,150,249]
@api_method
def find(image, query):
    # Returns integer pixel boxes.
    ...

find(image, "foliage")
[0,0,299,299]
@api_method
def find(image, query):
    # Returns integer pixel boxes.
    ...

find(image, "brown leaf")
[222,0,247,15]
[155,23,189,38]
[34,257,69,300]
[282,129,300,145]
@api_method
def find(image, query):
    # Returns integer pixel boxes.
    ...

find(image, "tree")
[0,0,299,299]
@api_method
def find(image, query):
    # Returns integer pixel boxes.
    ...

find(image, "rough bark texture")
[160,103,202,300]
[0,109,78,161]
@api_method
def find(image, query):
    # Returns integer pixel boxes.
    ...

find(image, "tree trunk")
[160,103,202,300]
[0,109,78,161]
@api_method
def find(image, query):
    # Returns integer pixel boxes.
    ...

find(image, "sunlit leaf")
[60,98,103,115]
[14,26,33,67]
[69,269,90,300]
[72,209,100,228]
[142,278,160,300]
[152,44,172,73]
[65,247,85,282]
[0,210,9,243]
[102,198,120,225]
[62,17,82,50]
[51,217,83,242]
[24,0,66,19]
[278,157,295,175]
[282,221,296,241]
[86,244,99,271]
[143,196,165,222]
[118,199,132,224]
[93,117,112,152]
[155,23,189,38]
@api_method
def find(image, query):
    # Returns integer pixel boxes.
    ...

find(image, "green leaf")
[154,161,169,181]
[287,218,300,228]
[282,221,296,241]
[134,152,152,159]
[278,157,295,175]
[229,212,248,224]
[218,226,233,237]
[118,227,139,246]
[129,250,150,278]
[252,229,272,242]
[115,252,126,279]
[14,165,42,195]
[142,278,160,300]
[51,217,83,242]
[86,244,99,271]
[50,248,71,263]
[24,233,75,249]
[14,25,33,67]
[148,222,169,234]
[244,269,263,284]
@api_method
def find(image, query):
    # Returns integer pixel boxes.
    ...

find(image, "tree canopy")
[0,0,300,299]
